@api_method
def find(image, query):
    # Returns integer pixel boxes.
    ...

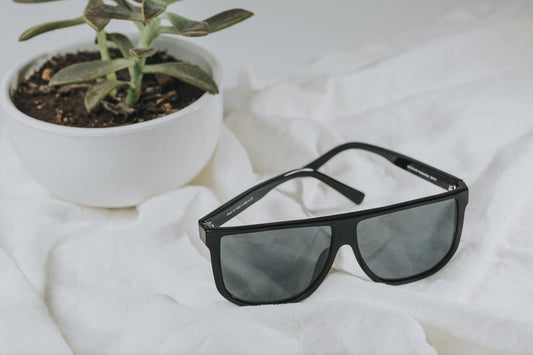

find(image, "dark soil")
[12,49,205,128]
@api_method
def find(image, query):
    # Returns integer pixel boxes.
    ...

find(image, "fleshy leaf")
[85,80,130,112]
[164,13,208,37]
[19,17,85,41]
[129,47,157,59]
[84,4,143,22]
[83,0,109,31]
[203,9,254,33]
[107,33,134,57]
[50,58,134,86]
[142,0,166,22]
[110,0,132,10]
[144,62,218,94]
[84,14,110,31]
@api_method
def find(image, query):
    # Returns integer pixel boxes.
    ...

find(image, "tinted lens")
[357,199,457,280]
[220,226,332,303]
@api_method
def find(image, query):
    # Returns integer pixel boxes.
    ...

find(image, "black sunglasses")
[199,142,469,306]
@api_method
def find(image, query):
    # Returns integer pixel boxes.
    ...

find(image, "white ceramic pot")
[1,36,223,208]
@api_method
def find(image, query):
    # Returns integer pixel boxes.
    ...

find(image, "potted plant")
[1,0,253,207]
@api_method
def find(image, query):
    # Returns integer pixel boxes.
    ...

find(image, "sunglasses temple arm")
[200,169,365,229]
[310,170,365,203]
[306,142,462,191]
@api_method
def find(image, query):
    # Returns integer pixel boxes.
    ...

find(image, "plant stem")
[125,19,161,105]
[96,30,117,82]
[137,18,160,48]
[125,60,144,105]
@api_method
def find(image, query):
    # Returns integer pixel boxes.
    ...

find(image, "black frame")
[199,142,469,306]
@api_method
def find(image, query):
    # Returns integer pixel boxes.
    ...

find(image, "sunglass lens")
[220,226,332,303]
[356,199,457,280]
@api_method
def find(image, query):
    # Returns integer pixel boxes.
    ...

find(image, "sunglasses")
[199,142,469,306]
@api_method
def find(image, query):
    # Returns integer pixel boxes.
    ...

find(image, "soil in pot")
[12,49,206,128]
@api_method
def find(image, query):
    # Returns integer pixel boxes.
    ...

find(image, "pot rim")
[0,35,222,137]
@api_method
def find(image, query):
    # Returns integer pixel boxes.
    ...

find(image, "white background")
[2,2,533,354]
[1,0,484,86]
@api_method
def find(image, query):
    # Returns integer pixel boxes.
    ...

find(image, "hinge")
[202,220,215,228]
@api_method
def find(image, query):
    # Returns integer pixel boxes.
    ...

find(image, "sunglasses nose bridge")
[334,219,359,249]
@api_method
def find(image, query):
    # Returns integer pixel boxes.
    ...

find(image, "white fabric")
[2,3,533,354]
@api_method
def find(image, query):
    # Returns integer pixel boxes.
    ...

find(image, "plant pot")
[1,36,223,208]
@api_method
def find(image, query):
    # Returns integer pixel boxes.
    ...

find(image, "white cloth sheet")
[1,3,533,354]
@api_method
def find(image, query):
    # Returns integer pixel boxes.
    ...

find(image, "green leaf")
[85,80,130,112]
[164,13,208,37]
[84,4,143,22]
[50,58,134,86]
[129,47,157,59]
[107,33,134,57]
[204,9,254,33]
[83,0,109,31]
[142,0,166,22]
[84,14,109,31]
[110,0,132,10]
[19,17,85,41]
[144,62,219,94]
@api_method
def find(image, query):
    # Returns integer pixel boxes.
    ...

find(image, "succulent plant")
[14,0,253,112]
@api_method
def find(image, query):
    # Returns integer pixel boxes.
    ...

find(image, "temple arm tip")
[353,191,365,205]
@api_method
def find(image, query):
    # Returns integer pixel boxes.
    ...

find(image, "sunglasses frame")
[199,142,469,306]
